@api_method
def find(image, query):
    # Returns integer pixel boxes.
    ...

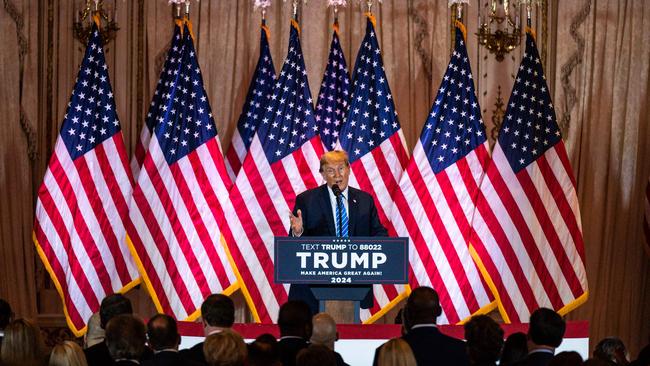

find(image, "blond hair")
[49,341,88,366]
[203,329,247,366]
[377,338,417,366]
[0,318,46,366]
[319,150,349,171]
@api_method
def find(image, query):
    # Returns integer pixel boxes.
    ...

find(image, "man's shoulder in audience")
[178,342,207,365]
[401,326,469,366]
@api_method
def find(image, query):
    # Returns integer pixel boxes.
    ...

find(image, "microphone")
[332,184,342,197]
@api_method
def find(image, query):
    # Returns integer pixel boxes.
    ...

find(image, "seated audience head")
[84,312,104,349]
[49,340,88,366]
[310,313,338,350]
[403,286,441,330]
[377,338,417,366]
[547,351,583,366]
[201,294,235,335]
[105,314,146,362]
[594,337,628,364]
[203,329,247,366]
[278,300,313,339]
[296,344,337,366]
[99,294,133,329]
[248,333,280,366]
[528,308,566,349]
[0,318,46,366]
[500,332,528,366]
[0,298,12,331]
[464,315,504,365]
[146,314,180,351]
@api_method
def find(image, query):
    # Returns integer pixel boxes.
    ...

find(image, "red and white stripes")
[34,135,139,334]
[390,140,494,324]
[127,135,237,320]
[222,134,325,323]
[470,143,587,322]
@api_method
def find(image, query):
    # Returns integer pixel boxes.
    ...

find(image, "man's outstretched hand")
[289,209,303,236]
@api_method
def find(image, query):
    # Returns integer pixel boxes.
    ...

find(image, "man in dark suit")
[179,294,235,365]
[512,308,566,366]
[85,294,152,366]
[277,301,312,366]
[105,314,147,366]
[374,286,469,366]
[144,314,198,366]
[288,150,387,313]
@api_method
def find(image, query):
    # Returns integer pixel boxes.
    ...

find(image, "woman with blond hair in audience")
[377,338,417,366]
[0,318,47,366]
[49,341,88,366]
[203,329,247,366]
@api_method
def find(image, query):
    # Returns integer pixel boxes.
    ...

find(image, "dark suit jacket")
[373,326,469,366]
[85,341,153,366]
[335,351,350,366]
[278,337,309,366]
[178,342,206,365]
[291,184,387,237]
[510,351,554,366]
[84,341,113,366]
[142,350,200,366]
[288,184,387,313]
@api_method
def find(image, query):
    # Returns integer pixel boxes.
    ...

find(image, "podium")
[275,236,408,323]
[310,285,371,323]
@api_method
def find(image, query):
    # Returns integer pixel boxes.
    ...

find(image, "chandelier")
[476,0,523,62]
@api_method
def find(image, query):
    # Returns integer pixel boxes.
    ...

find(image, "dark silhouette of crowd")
[0,288,649,366]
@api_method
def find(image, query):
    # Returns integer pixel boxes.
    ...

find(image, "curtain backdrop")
[1,0,648,356]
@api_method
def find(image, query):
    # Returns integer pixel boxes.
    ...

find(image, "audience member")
[0,298,12,347]
[248,333,281,366]
[464,315,504,366]
[105,314,147,365]
[593,337,629,365]
[296,344,337,366]
[630,337,650,366]
[583,359,613,366]
[49,341,88,366]
[143,314,188,366]
[84,312,104,349]
[501,332,529,366]
[512,308,566,366]
[374,286,469,366]
[203,329,247,366]
[277,300,312,366]
[0,318,46,366]
[85,294,140,366]
[547,351,582,366]
[377,338,417,366]
[180,294,235,365]
[310,313,349,366]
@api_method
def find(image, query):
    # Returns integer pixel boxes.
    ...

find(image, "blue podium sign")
[274,237,408,285]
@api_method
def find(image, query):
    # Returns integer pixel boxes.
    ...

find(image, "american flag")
[33,24,139,336]
[469,32,588,322]
[389,25,495,324]
[225,21,276,180]
[126,25,238,320]
[315,23,350,151]
[221,20,325,323]
[131,21,184,178]
[338,15,410,323]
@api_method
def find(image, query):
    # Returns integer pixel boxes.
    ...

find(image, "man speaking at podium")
[288,150,387,315]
